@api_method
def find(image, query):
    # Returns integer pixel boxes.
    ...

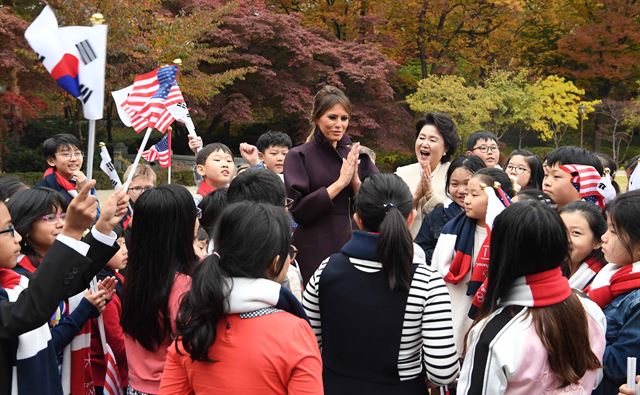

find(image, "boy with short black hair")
[38,133,87,203]
[194,143,235,204]
[543,146,605,208]
[466,130,501,168]
[239,131,292,178]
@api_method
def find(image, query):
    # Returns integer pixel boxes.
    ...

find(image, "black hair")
[0,176,28,201]
[545,146,604,175]
[625,154,640,172]
[505,149,544,190]
[195,143,233,166]
[445,155,486,197]
[227,168,285,206]
[198,188,228,239]
[42,133,82,160]
[354,173,413,291]
[176,202,291,361]
[255,131,292,152]
[415,112,460,163]
[7,187,69,261]
[476,200,600,386]
[515,189,556,208]
[466,130,498,151]
[121,184,199,351]
[473,167,515,199]
[559,201,607,242]
[594,152,620,194]
[604,190,640,260]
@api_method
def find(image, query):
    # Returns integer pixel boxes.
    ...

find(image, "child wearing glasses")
[504,149,544,191]
[37,134,99,207]
[466,130,501,168]
[123,164,157,204]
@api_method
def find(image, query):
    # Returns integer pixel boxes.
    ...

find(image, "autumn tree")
[198,1,414,150]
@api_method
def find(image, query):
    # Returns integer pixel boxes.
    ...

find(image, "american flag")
[560,164,605,207]
[141,132,171,168]
[122,65,185,133]
[103,343,123,395]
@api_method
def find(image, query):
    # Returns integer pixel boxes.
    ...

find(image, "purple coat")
[284,129,378,284]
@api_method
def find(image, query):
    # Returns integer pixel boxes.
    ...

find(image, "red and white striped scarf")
[500,267,573,307]
[568,250,607,291]
[559,164,605,208]
[586,261,640,308]
[61,293,95,395]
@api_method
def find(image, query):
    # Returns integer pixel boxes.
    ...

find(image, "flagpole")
[123,127,153,189]
[86,119,96,179]
[168,128,172,184]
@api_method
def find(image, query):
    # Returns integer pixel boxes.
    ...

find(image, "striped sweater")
[302,231,459,387]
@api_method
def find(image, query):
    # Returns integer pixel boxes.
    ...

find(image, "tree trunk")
[221,121,231,142]
[416,1,429,78]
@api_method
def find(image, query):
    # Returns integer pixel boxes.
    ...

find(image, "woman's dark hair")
[198,188,228,238]
[445,155,485,197]
[415,112,460,163]
[176,202,291,361]
[0,177,28,201]
[475,201,600,387]
[559,201,607,242]
[604,190,640,260]
[121,184,199,351]
[545,146,604,175]
[515,189,556,208]
[354,173,413,291]
[506,149,544,190]
[7,187,68,261]
[472,167,515,198]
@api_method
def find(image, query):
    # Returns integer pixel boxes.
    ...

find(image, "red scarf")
[196,181,216,199]
[44,167,78,196]
[17,255,39,274]
[499,267,572,307]
[586,262,640,308]
[0,268,22,289]
[568,250,607,291]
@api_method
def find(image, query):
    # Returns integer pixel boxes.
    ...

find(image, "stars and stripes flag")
[24,6,107,120]
[113,65,185,133]
[141,132,171,168]
[102,342,123,395]
[559,164,605,208]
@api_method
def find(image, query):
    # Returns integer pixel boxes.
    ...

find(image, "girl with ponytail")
[159,202,321,395]
[302,173,459,394]
[457,200,605,394]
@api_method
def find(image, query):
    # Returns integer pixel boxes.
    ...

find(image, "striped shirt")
[302,244,459,385]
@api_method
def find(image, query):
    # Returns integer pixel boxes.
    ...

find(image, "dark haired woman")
[284,85,378,284]
[415,155,485,264]
[504,149,544,191]
[396,112,461,236]
[159,202,321,395]
[303,173,459,394]
[121,185,199,395]
[457,200,605,394]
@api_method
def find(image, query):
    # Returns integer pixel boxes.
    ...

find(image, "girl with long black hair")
[121,185,199,395]
[457,201,605,394]
[159,202,321,394]
[303,173,459,394]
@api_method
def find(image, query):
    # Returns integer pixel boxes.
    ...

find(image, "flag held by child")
[24,6,107,120]
[141,132,171,168]
[117,65,186,133]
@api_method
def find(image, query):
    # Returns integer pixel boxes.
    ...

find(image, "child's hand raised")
[95,188,129,235]
[239,143,260,166]
[188,135,203,154]
[71,170,87,186]
[63,179,98,240]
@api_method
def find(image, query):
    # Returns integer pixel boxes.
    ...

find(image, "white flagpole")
[168,164,172,184]
[86,119,96,179]
[123,127,153,190]
[168,127,172,184]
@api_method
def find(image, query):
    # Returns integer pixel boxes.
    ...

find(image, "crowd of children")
[1,84,640,395]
